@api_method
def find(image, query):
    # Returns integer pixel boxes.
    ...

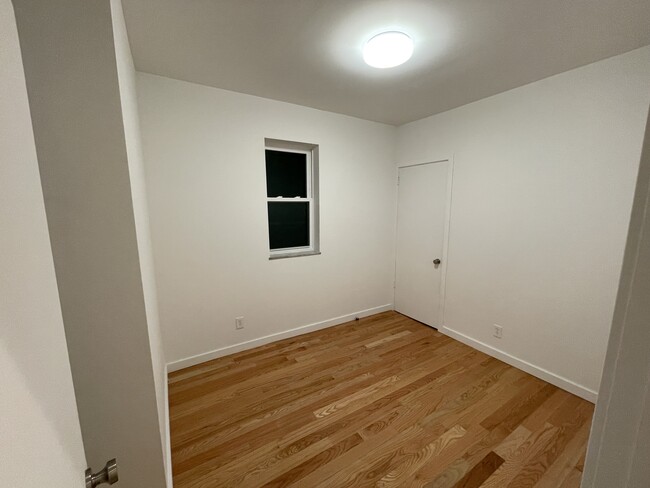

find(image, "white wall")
[397,46,650,398]
[110,1,170,486]
[0,1,86,485]
[137,73,397,367]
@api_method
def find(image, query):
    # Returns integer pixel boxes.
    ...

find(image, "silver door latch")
[85,458,118,487]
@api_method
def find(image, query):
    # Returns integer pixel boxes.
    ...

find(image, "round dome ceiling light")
[363,31,414,69]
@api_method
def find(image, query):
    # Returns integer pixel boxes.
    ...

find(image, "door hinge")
[397,175,400,186]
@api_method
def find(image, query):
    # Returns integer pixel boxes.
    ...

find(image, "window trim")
[265,139,320,259]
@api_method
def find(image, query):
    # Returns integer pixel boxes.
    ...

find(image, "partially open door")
[1,1,86,485]
[13,1,168,487]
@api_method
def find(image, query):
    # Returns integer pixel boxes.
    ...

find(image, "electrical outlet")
[493,324,503,339]
[235,316,244,330]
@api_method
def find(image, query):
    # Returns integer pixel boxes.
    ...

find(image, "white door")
[13,1,168,487]
[1,1,87,485]
[395,161,450,327]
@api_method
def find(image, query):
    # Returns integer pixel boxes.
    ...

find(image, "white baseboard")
[163,364,173,488]
[166,304,394,373]
[441,326,598,403]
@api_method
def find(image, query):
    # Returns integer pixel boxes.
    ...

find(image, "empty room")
[3,0,650,487]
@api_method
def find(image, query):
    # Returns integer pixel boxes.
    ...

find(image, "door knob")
[433,258,441,266]
[85,459,118,488]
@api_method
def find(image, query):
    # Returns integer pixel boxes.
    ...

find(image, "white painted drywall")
[110,1,170,486]
[397,46,650,397]
[136,73,397,365]
[0,1,86,485]
[13,1,167,486]
[582,107,650,488]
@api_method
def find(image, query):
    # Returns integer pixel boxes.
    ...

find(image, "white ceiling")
[122,0,650,126]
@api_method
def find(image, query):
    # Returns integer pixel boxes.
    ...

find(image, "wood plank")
[365,330,413,348]
[376,425,469,487]
[479,423,559,488]
[452,450,505,488]
[261,433,363,487]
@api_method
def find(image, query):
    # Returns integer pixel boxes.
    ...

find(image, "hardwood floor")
[169,311,594,487]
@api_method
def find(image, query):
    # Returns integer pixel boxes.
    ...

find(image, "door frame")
[394,156,455,328]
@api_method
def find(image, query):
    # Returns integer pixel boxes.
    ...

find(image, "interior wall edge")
[163,364,173,488]
[167,304,393,373]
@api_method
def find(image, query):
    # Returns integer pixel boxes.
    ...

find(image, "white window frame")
[265,139,320,259]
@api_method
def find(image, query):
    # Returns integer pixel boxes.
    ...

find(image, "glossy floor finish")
[169,312,594,487]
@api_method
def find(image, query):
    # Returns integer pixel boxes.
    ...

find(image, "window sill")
[269,250,321,260]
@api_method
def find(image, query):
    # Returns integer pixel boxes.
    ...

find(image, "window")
[265,139,319,259]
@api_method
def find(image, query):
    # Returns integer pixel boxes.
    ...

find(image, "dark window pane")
[268,202,310,250]
[266,150,307,198]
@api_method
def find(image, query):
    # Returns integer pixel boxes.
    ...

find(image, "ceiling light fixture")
[363,31,414,69]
